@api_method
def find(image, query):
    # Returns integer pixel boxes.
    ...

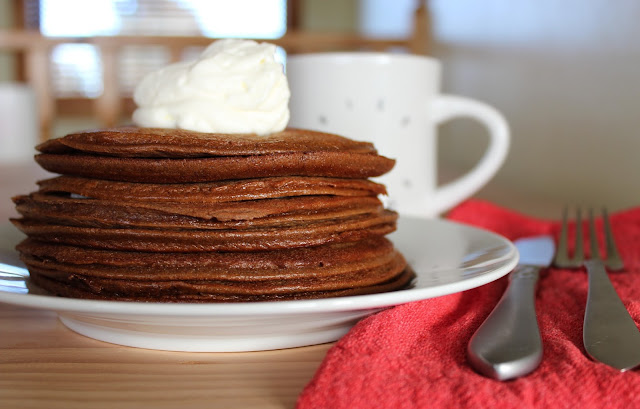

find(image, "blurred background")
[1,0,639,219]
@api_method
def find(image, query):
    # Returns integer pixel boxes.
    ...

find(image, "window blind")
[29,0,287,97]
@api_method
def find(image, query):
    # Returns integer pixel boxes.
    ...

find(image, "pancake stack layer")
[11,127,414,302]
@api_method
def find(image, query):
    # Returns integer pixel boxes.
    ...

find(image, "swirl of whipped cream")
[132,39,290,135]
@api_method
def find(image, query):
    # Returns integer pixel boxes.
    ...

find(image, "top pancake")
[36,127,381,157]
[35,128,395,183]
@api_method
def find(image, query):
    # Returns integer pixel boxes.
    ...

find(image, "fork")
[554,207,640,371]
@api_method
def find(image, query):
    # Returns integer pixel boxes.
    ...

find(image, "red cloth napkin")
[297,200,640,409]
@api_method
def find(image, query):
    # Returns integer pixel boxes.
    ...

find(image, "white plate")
[0,217,518,352]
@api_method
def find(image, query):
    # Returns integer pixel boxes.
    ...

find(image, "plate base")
[58,309,380,352]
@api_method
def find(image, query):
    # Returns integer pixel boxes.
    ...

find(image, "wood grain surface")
[0,303,332,409]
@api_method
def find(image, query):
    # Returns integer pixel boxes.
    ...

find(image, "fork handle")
[467,265,543,380]
[583,259,640,371]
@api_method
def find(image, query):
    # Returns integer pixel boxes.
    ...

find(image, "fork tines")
[554,206,624,271]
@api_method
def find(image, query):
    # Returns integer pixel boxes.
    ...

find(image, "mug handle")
[427,94,510,216]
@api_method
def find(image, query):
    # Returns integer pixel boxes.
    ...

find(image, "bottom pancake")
[27,268,415,302]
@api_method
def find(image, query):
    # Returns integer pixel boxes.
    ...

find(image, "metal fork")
[554,207,640,371]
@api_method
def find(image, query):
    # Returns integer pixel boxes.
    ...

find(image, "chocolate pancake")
[14,193,383,227]
[36,127,381,157]
[38,175,386,201]
[19,242,406,293]
[27,267,415,302]
[12,210,398,252]
[16,237,396,277]
[18,238,414,302]
[35,128,395,183]
[35,175,386,219]
[35,151,393,183]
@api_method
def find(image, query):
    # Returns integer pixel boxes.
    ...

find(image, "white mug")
[286,53,510,218]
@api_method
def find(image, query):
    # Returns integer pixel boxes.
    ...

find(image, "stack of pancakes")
[11,127,414,302]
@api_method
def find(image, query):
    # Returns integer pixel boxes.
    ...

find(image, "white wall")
[430,0,640,217]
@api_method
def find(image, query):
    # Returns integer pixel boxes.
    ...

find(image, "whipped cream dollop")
[132,39,290,135]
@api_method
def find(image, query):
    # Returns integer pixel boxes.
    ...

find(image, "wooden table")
[0,302,332,409]
[0,162,332,409]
